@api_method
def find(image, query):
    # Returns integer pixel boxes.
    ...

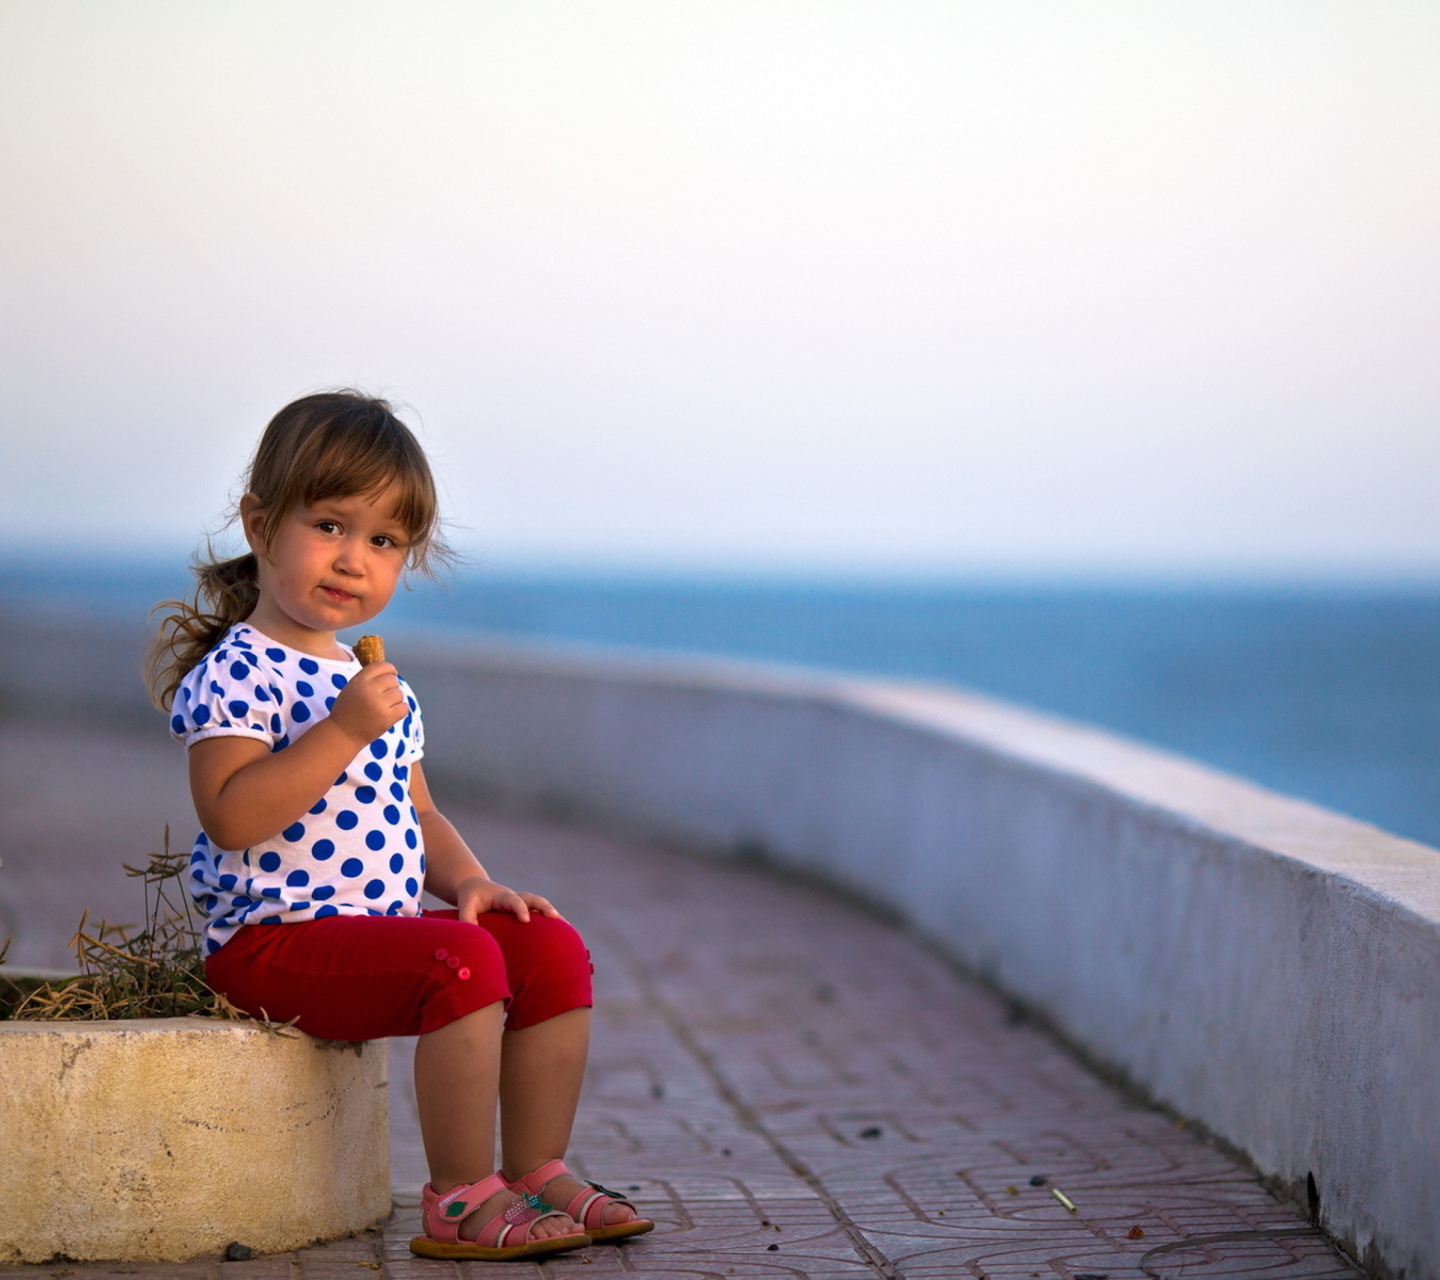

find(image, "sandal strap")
[574,1181,639,1230]
[422,1174,509,1244]
[476,1192,569,1250]
[509,1158,571,1194]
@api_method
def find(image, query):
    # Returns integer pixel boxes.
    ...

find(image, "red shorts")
[204,909,593,1040]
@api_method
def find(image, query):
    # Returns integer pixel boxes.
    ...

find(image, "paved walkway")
[2,724,1360,1279]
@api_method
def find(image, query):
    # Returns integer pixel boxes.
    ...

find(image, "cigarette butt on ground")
[354,635,385,666]
[1051,1188,1078,1213]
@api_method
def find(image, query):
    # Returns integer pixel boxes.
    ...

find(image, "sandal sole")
[587,1219,655,1242]
[409,1232,591,1260]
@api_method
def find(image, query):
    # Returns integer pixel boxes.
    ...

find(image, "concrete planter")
[0,1018,390,1263]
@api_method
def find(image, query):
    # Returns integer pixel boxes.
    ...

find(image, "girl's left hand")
[455,875,562,925]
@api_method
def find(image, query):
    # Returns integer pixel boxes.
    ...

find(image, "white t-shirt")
[170,622,426,953]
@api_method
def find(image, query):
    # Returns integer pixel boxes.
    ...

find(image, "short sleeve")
[169,643,279,751]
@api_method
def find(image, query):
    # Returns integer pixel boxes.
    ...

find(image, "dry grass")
[1,827,259,1023]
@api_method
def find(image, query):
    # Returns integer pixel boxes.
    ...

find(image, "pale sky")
[3,1,1438,577]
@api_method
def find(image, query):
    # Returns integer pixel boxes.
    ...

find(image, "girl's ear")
[239,494,269,558]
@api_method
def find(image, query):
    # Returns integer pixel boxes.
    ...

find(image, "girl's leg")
[497,1007,641,1228]
[497,1006,590,1176]
[413,1001,580,1243]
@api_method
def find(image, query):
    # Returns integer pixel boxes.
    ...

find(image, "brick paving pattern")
[2,724,1361,1279]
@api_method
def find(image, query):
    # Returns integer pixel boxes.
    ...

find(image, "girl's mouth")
[320,586,358,603]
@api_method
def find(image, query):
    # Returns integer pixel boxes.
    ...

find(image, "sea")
[4,555,1438,850]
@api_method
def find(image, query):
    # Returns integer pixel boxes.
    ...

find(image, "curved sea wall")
[3,613,1438,1276]
[402,635,1440,1279]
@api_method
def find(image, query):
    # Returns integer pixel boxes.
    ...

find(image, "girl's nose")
[333,539,366,574]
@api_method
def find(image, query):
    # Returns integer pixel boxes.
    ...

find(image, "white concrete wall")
[398,635,1440,1280]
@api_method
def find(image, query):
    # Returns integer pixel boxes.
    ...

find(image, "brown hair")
[147,391,451,709]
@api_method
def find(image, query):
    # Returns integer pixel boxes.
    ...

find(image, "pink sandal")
[507,1159,654,1243]
[410,1173,591,1260]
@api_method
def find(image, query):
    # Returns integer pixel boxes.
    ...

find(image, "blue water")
[5,555,1439,849]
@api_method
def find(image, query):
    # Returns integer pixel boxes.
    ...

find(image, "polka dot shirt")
[170,623,426,953]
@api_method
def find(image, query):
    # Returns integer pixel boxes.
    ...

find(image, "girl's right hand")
[327,661,408,746]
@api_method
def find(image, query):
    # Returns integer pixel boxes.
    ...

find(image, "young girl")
[149,391,652,1262]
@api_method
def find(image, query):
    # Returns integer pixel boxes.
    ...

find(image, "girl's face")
[241,483,409,653]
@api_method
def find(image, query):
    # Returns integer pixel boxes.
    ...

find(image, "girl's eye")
[371,534,399,549]
[316,520,340,535]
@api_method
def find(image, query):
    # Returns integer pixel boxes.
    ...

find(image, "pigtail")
[145,548,261,711]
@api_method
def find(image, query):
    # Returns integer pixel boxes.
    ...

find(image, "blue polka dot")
[419,855,426,873]
[232,635,252,648]
[315,904,339,918]
[261,886,282,899]
[202,894,218,912]
[312,885,335,900]
[289,900,309,911]
[219,873,237,891]
[293,703,311,723]
[258,851,281,872]
[254,685,271,702]
[171,713,185,734]
[261,911,282,921]
[405,877,418,896]
[332,673,348,689]
[227,700,249,718]
[363,879,386,899]
[389,853,403,873]
[197,832,210,846]
[191,867,205,882]
[334,771,348,786]
[312,838,335,860]
[410,806,418,822]
[364,762,383,781]
[299,657,319,675]
[383,805,400,826]
[269,685,284,704]
[296,680,314,697]
[336,810,358,830]
[406,829,418,849]
[393,764,408,779]
[402,716,412,737]
[387,901,404,914]
[229,661,249,681]
[308,797,327,815]
[271,735,290,752]
[232,895,253,910]
[190,849,206,864]
[193,706,211,726]
[270,714,282,733]
[365,830,385,851]
[390,782,404,801]
[282,821,305,842]
[285,869,310,887]
[266,647,286,662]
[325,697,335,710]
[407,696,417,710]
[243,651,259,666]
[181,687,192,702]
[207,938,220,954]
[341,858,364,878]
[369,739,388,759]
[209,680,224,696]
[355,785,376,804]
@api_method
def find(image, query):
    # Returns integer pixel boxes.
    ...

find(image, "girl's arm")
[411,762,561,924]
[188,661,407,851]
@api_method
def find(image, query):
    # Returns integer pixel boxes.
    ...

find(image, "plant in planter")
[0,830,390,1265]
[1,828,253,1024]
